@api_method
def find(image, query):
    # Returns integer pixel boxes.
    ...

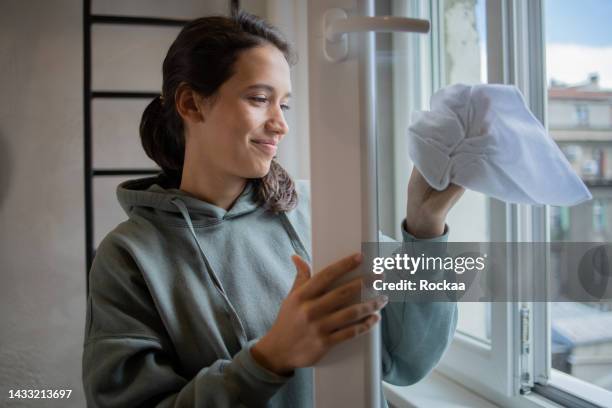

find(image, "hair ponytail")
[139,96,184,182]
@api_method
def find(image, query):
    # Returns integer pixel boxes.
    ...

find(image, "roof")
[549,88,612,101]
[552,302,612,347]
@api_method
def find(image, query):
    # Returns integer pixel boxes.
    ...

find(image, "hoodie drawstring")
[170,197,248,347]
[280,212,311,263]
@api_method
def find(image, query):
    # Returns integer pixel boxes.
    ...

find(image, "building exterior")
[548,74,612,242]
[548,75,612,390]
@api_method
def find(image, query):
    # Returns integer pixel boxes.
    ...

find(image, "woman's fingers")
[319,296,387,334]
[290,255,312,291]
[298,253,362,299]
[437,182,464,199]
[327,313,380,347]
[305,276,364,319]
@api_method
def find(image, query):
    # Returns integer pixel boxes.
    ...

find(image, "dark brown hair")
[140,1,298,213]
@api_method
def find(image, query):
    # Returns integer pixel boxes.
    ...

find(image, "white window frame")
[387,1,612,407]
[307,1,383,406]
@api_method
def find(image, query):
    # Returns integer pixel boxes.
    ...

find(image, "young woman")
[82,5,464,408]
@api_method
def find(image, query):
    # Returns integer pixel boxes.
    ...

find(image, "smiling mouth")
[251,140,278,156]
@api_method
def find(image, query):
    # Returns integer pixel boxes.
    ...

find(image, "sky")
[545,0,612,46]
[474,0,612,88]
[545,0,612,88]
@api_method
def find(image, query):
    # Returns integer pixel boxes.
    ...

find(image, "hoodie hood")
[117,175,261,223]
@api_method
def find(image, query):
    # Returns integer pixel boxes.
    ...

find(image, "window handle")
[323,8,430,62]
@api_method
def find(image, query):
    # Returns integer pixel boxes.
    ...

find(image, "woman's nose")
[266,106,289,136]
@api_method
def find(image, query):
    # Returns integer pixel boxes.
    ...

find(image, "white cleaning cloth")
[407,83,592,206]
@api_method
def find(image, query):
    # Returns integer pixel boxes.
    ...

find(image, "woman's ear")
[175,84,207,124]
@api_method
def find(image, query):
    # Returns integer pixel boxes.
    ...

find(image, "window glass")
[546,0,612,392]
[440,0,491,343]
[376,0,491,343]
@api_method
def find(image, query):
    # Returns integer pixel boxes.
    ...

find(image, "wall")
[549,100,612,129]
[1,0,86,406]
[0,1,285,406]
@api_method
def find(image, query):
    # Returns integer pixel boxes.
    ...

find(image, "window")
[545,0,612,403]
[377,0,514,399]
[376,0,492,343]
[309,0,612,405]
[379,0,612,407]
[576,104,590,127]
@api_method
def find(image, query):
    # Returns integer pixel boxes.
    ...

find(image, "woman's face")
[188,44,292,181]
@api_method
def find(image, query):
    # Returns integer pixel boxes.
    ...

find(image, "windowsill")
[383,371,500,408]
[383,370,571,408]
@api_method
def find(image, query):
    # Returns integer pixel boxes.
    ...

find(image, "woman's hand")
[405,168,465,238]
[251,254,387,376]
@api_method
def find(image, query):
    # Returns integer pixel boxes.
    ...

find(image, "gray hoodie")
[82,175,457,407]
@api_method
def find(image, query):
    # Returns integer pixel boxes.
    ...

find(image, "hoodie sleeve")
[82,237,291,408]
[380,221,458,386]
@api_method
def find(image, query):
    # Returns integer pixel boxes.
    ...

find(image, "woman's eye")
[250,96,268,104]
[249,96,290,111]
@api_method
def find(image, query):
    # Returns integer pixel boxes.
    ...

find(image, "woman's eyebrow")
[245,83,292,98]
